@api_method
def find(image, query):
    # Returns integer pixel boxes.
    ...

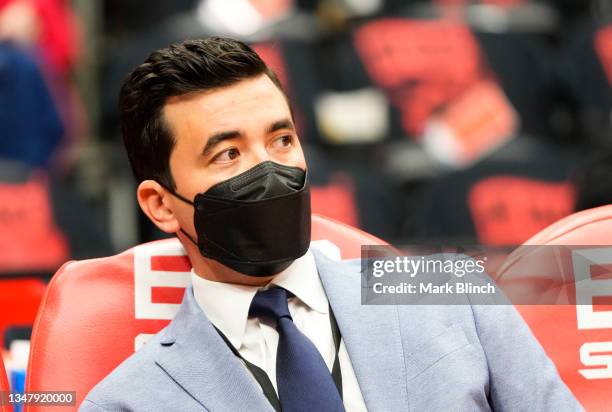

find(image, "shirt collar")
[271,248,328,315]
[191,248,328,350]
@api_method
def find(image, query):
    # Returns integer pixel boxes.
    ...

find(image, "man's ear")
[137,180,180,234]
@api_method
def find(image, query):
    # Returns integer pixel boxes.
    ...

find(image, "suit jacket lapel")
[155,285,274,412]
[313,248,410,411]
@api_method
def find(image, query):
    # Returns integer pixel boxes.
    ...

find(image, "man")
[81,37,581,411]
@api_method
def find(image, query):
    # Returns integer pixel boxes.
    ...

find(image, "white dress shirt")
[191,248,367,411]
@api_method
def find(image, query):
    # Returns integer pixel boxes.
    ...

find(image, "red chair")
[25,215,387,410]
[1,355,13,412]
[497,205,612,411]
[0,279,47,349]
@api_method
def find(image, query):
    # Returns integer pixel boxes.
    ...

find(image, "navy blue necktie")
[249,287,345,412]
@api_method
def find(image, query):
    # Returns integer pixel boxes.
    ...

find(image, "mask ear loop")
[157,181,200,248]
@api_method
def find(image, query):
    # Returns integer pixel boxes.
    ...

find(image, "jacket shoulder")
[80,330,184,411]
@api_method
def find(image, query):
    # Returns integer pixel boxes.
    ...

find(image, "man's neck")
[192,259,276,286]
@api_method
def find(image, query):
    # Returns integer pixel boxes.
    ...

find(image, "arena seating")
[0,279,47,349]
[496,205,612,410]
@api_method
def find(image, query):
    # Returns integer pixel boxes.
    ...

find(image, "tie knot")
[249,287,292,322]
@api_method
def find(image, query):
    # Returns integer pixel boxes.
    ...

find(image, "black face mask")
[168,161,311,276]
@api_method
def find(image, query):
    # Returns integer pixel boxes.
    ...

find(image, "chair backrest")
[25,215,386,410]
[0,355,12,412]
[0,279,47,348]
[497,205,612,411]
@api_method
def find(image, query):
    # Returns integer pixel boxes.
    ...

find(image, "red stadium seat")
[0,279,47,348]
[0,177,69,273]
[0,355,13,412]
[25,215,387,410]
[497,205,612,411]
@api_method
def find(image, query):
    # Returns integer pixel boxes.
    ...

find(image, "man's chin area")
[191,254,278,286]
[175,233,285,285]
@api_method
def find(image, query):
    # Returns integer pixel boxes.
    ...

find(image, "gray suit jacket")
[80,249,582,412]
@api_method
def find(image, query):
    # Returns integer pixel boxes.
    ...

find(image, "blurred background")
[0,0,611,400]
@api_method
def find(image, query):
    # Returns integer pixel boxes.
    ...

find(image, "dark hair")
[119,37,284,189]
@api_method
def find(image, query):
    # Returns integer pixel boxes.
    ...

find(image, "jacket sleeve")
[470,303,584,411]
[79,399,110,412]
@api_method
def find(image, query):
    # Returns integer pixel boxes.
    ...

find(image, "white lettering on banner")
[134,240,191,320]
[578,342,612,379]
[573,248,612,330]
[572,247,612,379]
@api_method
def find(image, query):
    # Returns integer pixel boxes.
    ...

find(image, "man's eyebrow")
[266,119,295,134]
[201,119,294,156]
[202,130,242,156]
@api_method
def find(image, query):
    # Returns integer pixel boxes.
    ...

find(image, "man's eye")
[213,148,240,163]
[272,135,293,149]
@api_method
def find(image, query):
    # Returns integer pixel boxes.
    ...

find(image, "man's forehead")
[162,75,292,154]
[164,75,288,119]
